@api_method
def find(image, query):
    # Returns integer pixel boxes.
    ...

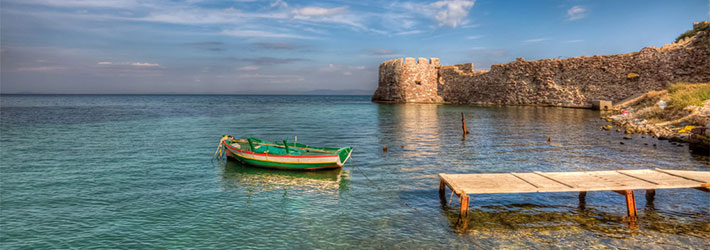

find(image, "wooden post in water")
[614,190,637,220]
[459,194,470,217]
[645,189,656,204]
[578,191,587,210]
[461,112,470,135]
[438,179,447,202]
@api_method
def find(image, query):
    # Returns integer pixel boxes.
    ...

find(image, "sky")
[1,0,709,94]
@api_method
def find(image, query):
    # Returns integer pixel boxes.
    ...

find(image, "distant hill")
[300,89,374,95]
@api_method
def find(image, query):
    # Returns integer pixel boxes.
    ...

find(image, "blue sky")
[1,0,708,94]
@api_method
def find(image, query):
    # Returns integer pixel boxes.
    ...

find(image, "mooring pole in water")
[461,112,470,135]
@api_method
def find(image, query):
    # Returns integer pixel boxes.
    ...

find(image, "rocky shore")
[600,87,710,154]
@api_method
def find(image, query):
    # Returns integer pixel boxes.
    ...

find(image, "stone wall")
[371,57,443,103]
[372,22,710,106]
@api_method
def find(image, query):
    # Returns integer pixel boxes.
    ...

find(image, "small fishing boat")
[217,136,352,170]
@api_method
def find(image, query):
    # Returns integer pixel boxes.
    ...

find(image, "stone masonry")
[372,22,710,105]
[372,57,443,103]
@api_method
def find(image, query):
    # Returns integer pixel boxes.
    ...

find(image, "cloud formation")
[430,0,475,27]
[523,38,548,43]
[567,6,586,21]
[253,42,302,50]
[97,61,161,68]
[243,57,305,65]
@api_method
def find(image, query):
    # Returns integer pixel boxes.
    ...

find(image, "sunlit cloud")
[239,65,261,71]
[238,73,305,83]
[523,38,549,43]
[221,29,316,39]
[395,30,424,35]
[430,0,475,27]
[97,61,161,67]
[567,6,587,21]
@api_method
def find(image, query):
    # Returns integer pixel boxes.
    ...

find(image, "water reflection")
[219,159,350,196]
[377,104,442,161]
[440,203,710,241]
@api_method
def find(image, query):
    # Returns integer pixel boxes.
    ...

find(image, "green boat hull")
[222,137,352,170]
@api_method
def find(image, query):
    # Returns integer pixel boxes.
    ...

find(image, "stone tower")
[371,57,443,103]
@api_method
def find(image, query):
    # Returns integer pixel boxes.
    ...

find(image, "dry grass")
[666,83,710,110]
[630,83,709,123]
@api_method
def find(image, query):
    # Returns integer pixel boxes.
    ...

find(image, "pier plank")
[617,169,706,188]
[438,169,710,220]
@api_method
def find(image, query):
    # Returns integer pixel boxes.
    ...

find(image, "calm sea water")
[1,95,708,249]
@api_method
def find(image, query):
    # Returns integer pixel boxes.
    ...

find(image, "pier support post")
[578,191,587,210]
[614,190,637,220]
[645,189,656,204]
[439,179,446,203]
[459,194,469,217]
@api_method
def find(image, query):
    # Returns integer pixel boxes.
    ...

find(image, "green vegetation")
[666,82,710,110]
[675,22,709,42]
[628,83,709,124]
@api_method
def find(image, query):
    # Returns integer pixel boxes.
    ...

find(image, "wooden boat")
[220,137,352,170]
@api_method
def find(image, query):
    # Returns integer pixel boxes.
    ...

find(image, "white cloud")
[565,39,584,43]
[270,0,287,8]
[16,66,68,72]
[430,0,475,27]
[290,6,370,31]
[320,64,366,75]
[523,38,548,43]
[567,6,586,21]
[221,29,315,39]
[395,30,424,35]
[292,6,347,16]
[97,61,161,67]
[10,0,140,9]
[239,65,260,71]
[466,35,483,40]
[130,62,160,67]
[238,73,305,83]
[398,0,474,28]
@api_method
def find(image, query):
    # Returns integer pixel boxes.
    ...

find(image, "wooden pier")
[438,169,710,220]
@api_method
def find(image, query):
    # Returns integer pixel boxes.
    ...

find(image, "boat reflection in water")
[219,159,350,196]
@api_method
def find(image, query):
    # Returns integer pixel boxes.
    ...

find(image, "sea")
[1,95,708,249]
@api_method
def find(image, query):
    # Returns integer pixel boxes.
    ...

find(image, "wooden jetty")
[438,169,710,220]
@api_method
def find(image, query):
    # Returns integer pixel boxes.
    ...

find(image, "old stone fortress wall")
[372,22,710,106]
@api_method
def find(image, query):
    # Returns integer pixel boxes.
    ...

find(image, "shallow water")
[1,95,708,249]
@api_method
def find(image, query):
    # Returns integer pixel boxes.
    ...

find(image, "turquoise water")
[1,95,708,249]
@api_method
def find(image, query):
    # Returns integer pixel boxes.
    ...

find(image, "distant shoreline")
[0,93,374,96]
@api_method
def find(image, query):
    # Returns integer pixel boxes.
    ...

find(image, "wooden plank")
[532,171,657,191]
[511,173,571,191]
[438,169,710,222]
[439,174,464,196]
[439,170,710,195]
[442,173,538,194]
[654,169,710,184]
[615,170,660,185]
[617,169,704,188]
[533,171,576,188]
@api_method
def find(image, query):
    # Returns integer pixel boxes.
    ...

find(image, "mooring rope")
[448,189,455,206]
[348,155,381,191]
